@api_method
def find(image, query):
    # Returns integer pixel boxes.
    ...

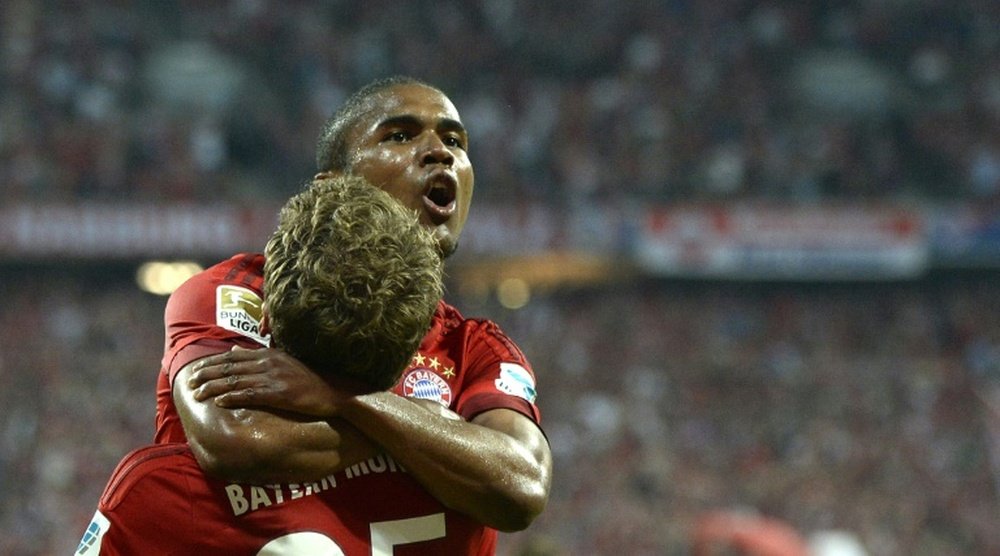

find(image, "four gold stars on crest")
[410,353,455,379]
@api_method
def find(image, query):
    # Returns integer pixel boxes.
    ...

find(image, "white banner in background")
[636,205,929,280]
[0,203,279,259]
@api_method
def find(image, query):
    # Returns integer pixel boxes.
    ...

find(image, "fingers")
[191,373,263,403]
[187,349,269,387]
[197,347,265,368]
[190,376,233,401]
[187,361,250,395]
[213,388,256,407]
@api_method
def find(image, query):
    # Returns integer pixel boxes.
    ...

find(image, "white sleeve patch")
[216,285,270,346]
[75,510,110,555]
[495,362,537,403]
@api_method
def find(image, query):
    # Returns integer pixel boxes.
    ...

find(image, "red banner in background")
[637,205,928,280]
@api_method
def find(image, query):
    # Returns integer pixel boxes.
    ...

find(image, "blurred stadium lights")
[451,251,632,309]
[497,278,531,309]
[135,260,203,295]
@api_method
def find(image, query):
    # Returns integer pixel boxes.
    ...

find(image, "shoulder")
[100,444,198,511]
[432,299,465,330]
[433,301,509,341]
[166,253,264,314]
[429,300,533,373]
[178,253,264,294]
[427,299,529,363]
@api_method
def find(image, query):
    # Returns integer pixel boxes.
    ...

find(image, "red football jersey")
[77,443,493,555]
[155,253,542,444]
[144,253,543,554]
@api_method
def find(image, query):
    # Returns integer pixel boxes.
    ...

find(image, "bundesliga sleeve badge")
[495,362,537,403]
[216,285,270,346]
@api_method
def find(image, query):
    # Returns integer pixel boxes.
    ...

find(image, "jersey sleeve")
[454,319,542,424]
[156,255,269,443]
[161,255,268,387]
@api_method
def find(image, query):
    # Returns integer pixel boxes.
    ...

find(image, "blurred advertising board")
[0,203,279,261]
[5,201,1000,276]
[635,205,928,280]
[927,204,1000,268]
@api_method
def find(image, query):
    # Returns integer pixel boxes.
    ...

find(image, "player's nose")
[418,133,454,167]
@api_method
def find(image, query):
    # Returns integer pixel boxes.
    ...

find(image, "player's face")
[333,84,474,258]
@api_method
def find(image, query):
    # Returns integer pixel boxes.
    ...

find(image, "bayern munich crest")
[401,368,453,406]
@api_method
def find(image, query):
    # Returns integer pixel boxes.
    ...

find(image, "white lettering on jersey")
[256,515,446,556]
[224,455,406,517]
[344,454,405,479]
[370,514,446,554]
[258,532,345,555]
[225,476,337,517]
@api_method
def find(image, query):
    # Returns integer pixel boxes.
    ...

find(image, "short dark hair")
[315,76,441,172]
[263,174,444,391]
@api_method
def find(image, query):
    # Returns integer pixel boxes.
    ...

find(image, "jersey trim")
[101,444,191,509]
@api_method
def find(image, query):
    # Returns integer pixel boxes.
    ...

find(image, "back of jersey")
[80,444,496,556]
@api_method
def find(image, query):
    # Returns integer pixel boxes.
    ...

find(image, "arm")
[338,394,552,532]
[191,348,553,531]
[173,351,379,483]
[161,259,380,483]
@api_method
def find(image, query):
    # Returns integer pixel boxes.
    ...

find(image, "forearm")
[185,409,362,483]
[338,392,551,531]
[175,365,377,482]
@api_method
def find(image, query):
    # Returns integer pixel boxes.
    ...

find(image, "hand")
[186,347,347,417]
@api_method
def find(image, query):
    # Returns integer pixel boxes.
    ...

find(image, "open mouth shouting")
[422,171,458,223]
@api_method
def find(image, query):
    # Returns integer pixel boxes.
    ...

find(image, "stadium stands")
[1,1,997,554]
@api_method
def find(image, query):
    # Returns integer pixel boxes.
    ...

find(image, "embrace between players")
[75,77,552,555]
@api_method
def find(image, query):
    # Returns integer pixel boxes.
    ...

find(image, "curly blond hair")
[263,174,444,392]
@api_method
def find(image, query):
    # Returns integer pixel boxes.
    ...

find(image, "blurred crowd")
[1,0,998,206]
[1,270,998,554]
[0,271,164,555]
[3,1,1000,555]
[506,275,1000,555]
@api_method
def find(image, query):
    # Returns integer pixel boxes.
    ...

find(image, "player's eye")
[443,135,466,150]
[385,130,412,143]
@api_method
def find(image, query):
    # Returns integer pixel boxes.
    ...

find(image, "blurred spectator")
[2,1,999,555]
[494,276,1000,555]
[692,508,809,556]
[1,1,997,205]
[3,270,998,554]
